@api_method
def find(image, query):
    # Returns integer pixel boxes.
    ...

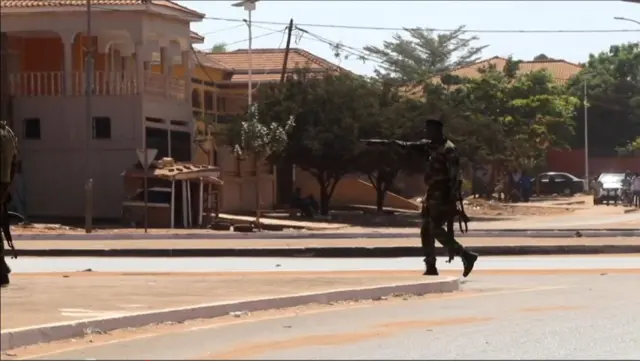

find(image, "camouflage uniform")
[420,139,465,267]
[362,121,478,277]
[0,121,18,286]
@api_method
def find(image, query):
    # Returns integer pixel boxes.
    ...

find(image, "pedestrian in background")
[632,172,640,208]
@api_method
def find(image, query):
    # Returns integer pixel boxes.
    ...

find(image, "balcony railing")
[9,71,138,97]
[9,71,186,100]
[143,72,186,101]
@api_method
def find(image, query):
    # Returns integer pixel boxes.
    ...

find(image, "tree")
[226,104,295,225]
[356,82,425,212]
[363,26,488,83]
[256,69,380,215]
[211,43,228,53]
[420,59,579,189]
[567,42,640,156]
[617,136,640,156]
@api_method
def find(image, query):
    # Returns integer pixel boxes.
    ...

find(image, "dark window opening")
[92,117,111,139]
[204,91,214,112]
[145,127,169,161]
[170,130,191,162]
[213,149,219,166]
[191,89,202,109]
[23,118,41,140]
[145,117,164,124]
[170,120,189,127]
[216,96,227,113]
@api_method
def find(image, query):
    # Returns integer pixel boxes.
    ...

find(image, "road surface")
[8,255,640,273]
[7,272,639,360]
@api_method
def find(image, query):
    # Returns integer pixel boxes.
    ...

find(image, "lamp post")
[614,16,640,26]
[232,0,261,227]
[232,0,258,107]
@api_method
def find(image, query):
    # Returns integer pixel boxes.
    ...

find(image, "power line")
[30,1,640,34]
[205,16,640,34]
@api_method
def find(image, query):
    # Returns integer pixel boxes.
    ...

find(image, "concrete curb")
[11,229,640,241]
[0,277,460,351]
[13,244,640,258]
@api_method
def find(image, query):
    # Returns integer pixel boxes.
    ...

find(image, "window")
[23,118,41,140]
[216,96,227,113]
[92,117,111,139]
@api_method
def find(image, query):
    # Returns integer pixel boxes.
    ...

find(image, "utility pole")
[280,19,294,83]
[277,19,294,206]
[84,0,94,233]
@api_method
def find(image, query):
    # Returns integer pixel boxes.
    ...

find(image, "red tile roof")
[443,56,583,84]
[1,0,204,17]
[403,56,584,99]
[206,48,344,83]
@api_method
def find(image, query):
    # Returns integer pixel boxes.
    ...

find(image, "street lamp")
[614,16,640,26]
[232,0,258,107]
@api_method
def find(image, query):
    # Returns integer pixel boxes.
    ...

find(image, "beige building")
[1,0,202,219]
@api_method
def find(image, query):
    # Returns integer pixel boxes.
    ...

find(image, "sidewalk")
[13,237,640,250]
[0,271,457,350]
[1,271,443,330]
[11,237,640,257]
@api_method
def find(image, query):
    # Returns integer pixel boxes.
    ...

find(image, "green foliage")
[226,104,295,159]
[566,42,640,155]
[210,43,228,53]
[355,82,425,211]
[362,26,488,83]
[255,68,379,215]
[423,59,580,172]
[617,136,640,156]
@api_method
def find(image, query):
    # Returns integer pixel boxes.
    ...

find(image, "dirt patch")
[465,198,578,217]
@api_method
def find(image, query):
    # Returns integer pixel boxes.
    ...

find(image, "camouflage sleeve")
[445,147,461,200]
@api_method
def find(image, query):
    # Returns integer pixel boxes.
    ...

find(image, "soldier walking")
[363,119,478,277]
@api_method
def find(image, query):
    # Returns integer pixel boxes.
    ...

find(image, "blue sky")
[180,1,640,75]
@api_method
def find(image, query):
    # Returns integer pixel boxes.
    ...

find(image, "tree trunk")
[254,156,261,229]
[319,182,330,216]
[315,172,342,216]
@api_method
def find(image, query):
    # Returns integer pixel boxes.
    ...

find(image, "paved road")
[8,256,640,273]
[9,273,640,360]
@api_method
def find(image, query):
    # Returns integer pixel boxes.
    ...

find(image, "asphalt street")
[7,255,640,273]
[9,273,640,360]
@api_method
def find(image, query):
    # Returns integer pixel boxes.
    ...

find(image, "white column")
[160,46,170,98]
[182,50,192,104]
[63,39,74,95]
[135,42,145,95]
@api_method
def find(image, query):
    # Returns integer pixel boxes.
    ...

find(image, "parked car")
[532,172,585,196]
[594,173,625,205]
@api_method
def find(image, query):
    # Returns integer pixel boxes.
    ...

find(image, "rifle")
[1,201,17,259]
[445,180,470,263]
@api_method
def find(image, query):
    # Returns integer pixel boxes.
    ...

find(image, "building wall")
[547,149,640,178]
[9,34,110,73]
[13,96,143,218]
[294,169,419,211]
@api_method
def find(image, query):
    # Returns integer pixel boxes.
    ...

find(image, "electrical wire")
[26,1,640,34]
[204,16,640,34]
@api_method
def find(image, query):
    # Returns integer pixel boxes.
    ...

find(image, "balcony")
[9,71,186,100]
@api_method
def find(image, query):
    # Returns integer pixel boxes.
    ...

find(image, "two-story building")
[1,0,202,219]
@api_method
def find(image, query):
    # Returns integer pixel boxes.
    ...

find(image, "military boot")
[0,271,9,287]
[461,250,479,278]
[423,263,439,276]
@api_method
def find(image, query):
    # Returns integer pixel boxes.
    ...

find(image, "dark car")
[532,172,585,196]
[594,173,625,205]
